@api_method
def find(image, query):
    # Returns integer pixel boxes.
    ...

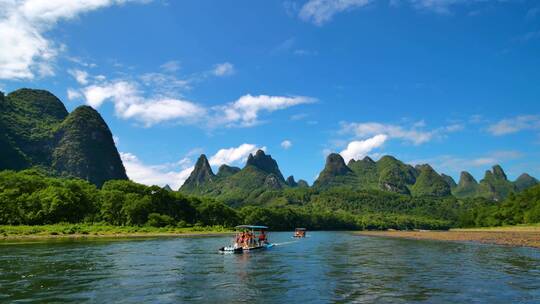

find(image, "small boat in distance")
[219,225,274,253]
[294,228,307,238]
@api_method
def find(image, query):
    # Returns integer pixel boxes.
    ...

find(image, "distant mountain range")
[0,89,126,186]
[181,151,538,203]
[180,151,310,206]
[1,88,537,199]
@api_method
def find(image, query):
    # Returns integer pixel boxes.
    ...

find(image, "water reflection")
[0,232,539,303]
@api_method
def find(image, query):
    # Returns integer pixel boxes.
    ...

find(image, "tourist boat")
[294,228,306,238]
[219,225,274,253]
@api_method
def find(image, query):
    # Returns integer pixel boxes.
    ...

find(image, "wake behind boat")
[219,225,274,253]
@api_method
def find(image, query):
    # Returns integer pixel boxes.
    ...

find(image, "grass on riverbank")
[0,224,233,240]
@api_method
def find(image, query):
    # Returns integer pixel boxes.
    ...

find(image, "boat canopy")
[235,225,268,230]
[295,228,306,231]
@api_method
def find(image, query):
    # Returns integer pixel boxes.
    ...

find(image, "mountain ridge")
[180,151,538,204]
[0,88,127,186]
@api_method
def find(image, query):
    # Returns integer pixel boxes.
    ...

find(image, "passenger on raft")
[237,231,252,248]
[234,230,267,248]
[258,231,267,246]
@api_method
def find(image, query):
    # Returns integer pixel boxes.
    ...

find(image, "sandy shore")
[357,227,540,248]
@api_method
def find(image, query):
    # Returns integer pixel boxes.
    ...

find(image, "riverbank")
[0,224,234,242]
[357,225,540,248]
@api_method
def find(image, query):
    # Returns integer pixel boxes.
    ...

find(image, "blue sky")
[1,0,540,189]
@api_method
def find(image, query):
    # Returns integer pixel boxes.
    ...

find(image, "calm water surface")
[1,232,539,303]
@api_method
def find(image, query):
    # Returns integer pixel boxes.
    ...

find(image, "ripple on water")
[1,232,540,303]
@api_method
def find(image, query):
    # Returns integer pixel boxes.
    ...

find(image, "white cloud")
[76,80,312,127]
[120,98,206,126]
[77,80,206,126]
[488,115,540,136]
[408,0,469,14]
[213,62,235,76]
[160,60,181,73]
[341,122,431,145]
[406,0,514,15]
[341,121,463,145]
[80,80,136,108]
[209,143,264,167]
[281,140,293,149]
[340,134,387,163]
[121,143,264,189]
[66,88,81,100]
[294,49,314,56]
[67,56,97,68]
[139,72,191,93]
[70,67,314,127]
[299,0,372,25]
[0,0,149,80]
[290,113,309,121]
[68,69,89,85]
[444,123,465,132]
[120,152,193,190]
[216,94,316,127]
[296,0,505,26]
[272,37,296,54]
[409,150,523,176]
[284,1,300,16]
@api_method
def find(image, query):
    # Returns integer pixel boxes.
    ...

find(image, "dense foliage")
[453,166,520,201]
[459,184,540,227]
[3,168,540,230]
[0,89,127,186]
[52,106,127,186]
[0,169,453,230]
[0,89,67,170]
[410,165,451,197]
[0,169,218,227]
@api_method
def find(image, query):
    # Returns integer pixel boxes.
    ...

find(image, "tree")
[196,198,239,227]
[122,194,152,225]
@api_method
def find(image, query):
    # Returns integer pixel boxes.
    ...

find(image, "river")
[1,231,539,303]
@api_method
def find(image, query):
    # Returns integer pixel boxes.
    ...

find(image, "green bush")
[146,213,175,227]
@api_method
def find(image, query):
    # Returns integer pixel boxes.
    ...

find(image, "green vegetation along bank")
[0,169,452,232]
[2,168,540,235]
[0,224,233,240]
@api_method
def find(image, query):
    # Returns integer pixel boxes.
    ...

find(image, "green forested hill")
[313,154,445,196]
[453,171,479,198]
[411,165,451,197]
[1,168,537,230]
[52,106,127,186]
[462,184,540,227]
[515,173,539,192]
[0,89,127,186]
[476,165,516,201]
[0,169,452,230]
[313,153,356,189]
[180,150,538,211]
[0,89,68,170]
[452,165,532,201]
[180,150,291,206]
